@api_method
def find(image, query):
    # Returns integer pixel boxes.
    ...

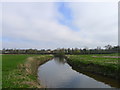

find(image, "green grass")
[2,54,31,88]
[2,54,53,88]
[3,55,30,74]
[67,54,118,66]
[0,55,2,90]
[66,54,120,79]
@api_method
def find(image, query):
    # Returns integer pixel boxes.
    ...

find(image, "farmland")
[2,54,53,88]
[0,55,2,89]
[66,53,120,80]
[2,53,120,88]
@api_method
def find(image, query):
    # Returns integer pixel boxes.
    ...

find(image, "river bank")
[2,55,53,88]
[65,54,120,81]
[2,54,120,88]
[38,57,119,88]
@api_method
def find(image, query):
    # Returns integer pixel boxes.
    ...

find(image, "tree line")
[1,45,120,55]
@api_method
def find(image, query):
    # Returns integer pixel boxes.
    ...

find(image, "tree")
[104,45,112,50]
[54,49,65,57]
[73,48,80,54]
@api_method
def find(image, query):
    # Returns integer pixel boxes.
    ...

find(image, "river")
[38,58,119,88]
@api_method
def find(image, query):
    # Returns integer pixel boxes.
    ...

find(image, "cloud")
[68,2,118,47]
[0,3,2,49]
[2,2,118,49]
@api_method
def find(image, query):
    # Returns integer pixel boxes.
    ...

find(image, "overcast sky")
[2,2,118,49]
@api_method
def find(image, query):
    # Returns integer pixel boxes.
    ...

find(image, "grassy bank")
[66,54,120,80]
[2,54,53,88]
[0,55,2,89]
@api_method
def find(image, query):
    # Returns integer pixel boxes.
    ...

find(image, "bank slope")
[66,54,120,80]
[2,55,53,88]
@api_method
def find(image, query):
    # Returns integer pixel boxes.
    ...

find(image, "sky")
[1,2,118,49]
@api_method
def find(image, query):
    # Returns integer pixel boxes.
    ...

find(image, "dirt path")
[92,56,120,58]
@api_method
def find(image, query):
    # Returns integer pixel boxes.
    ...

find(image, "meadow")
[66,53,120,80]
[0,55,2,89]
[2,54,53,88]
[2,53,120,88]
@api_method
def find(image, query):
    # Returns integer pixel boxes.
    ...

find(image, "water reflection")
[38,58,118,88]
[70,65,120,88]
[54,57,66,65]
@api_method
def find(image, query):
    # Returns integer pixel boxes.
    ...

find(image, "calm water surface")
[38,58,119,88]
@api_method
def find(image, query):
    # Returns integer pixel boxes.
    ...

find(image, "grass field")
[0,55,2,89]
[66,53,120,79]
[2,54,53,88]
[2,53,120,88]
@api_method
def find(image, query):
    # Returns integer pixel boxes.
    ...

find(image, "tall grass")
[66,54,119,79]
[2,54,53,88]
[0,55,2,89]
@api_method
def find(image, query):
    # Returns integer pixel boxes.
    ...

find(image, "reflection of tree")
[54,58,66,65]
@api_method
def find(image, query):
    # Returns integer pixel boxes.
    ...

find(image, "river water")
[38,58,119,88]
